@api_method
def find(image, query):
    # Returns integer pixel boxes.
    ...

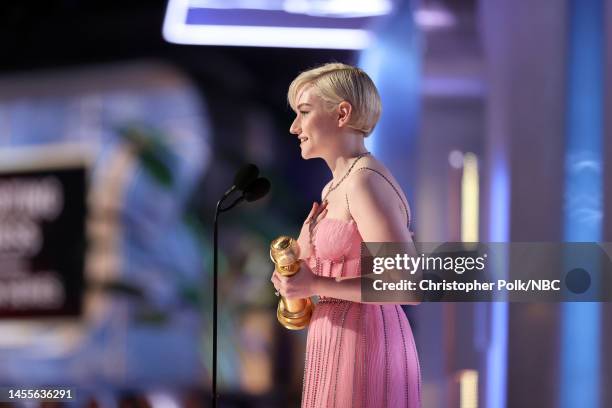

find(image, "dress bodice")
[297,217,362,279]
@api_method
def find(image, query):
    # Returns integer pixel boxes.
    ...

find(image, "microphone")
[223,164,259,198]
[220,177,270,212]
[244,177,271,202]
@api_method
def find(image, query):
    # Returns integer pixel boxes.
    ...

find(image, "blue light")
[487,159,509,408]
[560,0,603,407]
[162,0,393,49]
[358,1,421,202]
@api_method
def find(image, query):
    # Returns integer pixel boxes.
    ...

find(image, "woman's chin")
[300,146,313,159]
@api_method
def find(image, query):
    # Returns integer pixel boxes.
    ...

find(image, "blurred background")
[0,0,610,407]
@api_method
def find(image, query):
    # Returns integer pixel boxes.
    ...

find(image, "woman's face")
[289,86,338,159]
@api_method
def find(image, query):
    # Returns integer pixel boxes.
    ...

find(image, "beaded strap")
[380,305,389,408]
[346,167,411,229]
[395,305,410,407]
[323,152,371,202]
[331,301,353,408]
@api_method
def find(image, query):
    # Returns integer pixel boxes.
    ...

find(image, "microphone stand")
[212,193,245,408]
[211,170,268,408]
[213,198,221,408]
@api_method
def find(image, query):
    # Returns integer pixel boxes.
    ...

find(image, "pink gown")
[298,217,422,408]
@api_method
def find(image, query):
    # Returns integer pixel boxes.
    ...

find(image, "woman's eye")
[300,111,309,116]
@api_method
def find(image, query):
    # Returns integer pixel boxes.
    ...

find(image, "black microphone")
[244,177,271,202]
[220,177,270,212]
[223,164,259,198]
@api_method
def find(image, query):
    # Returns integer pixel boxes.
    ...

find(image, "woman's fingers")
[305,202,319,224]
[315,208,328,223]
[305,200,329,225]
[315,200,328,218]
[271,270,292,297]
[315,200,327,216]
[271,271,281,290]
[271,271,289,288]
[305,200,326,235]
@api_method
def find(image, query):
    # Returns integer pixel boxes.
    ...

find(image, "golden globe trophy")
[269,236,314,330]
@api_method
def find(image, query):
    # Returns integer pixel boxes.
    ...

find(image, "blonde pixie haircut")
[288,63,382,137]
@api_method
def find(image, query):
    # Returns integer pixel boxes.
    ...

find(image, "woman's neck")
[321,130,369,179]
[326,149,370,180]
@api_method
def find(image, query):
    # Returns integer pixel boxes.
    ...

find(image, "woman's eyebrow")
[297,103,312,109]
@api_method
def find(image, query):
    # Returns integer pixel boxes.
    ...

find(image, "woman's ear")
[337,101,353,127]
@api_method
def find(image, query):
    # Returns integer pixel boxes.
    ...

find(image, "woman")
[271,63,421,408]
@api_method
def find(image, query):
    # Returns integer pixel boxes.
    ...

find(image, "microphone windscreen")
[234,164,259,190]
[244,178,271,202]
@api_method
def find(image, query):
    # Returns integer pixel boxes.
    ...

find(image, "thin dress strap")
[345,167,411,229]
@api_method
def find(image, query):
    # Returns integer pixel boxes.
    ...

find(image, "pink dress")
[298,217,422,408]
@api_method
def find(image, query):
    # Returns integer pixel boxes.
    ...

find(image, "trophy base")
[277,297,314,330]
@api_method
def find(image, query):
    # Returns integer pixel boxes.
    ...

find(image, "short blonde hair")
[287,62,382,136]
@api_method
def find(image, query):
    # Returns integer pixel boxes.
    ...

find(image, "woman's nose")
[289,117,300,135]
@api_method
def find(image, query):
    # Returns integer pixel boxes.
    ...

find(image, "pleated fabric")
[298,218,421,408]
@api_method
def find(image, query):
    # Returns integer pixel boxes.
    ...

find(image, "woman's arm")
[321,170,420,305]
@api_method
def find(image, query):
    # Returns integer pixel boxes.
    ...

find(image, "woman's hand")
[293,200,327,261]
[297,201,328,248]
[270,200,327,299]
[271,262,321,299]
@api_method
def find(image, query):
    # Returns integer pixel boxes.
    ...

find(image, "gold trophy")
[270,236,314,330]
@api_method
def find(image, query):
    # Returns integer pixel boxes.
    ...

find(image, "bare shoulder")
[347,158,408,204]
[344,157,412,241]
[346,157,411,224]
